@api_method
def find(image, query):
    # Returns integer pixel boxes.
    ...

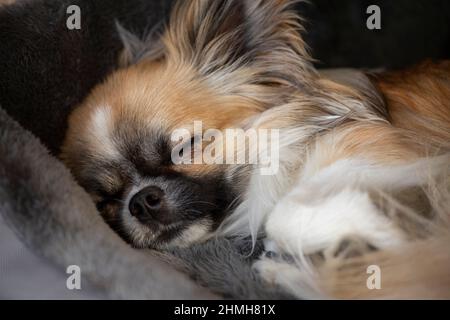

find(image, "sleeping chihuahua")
[62,0,450,298]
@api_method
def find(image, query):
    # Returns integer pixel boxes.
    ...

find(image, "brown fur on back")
[373,61,450,152]
[323,236,450,299]
[319,62,450,299]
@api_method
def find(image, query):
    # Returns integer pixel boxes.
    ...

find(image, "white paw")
[253,256,325,299]
[253,256,281,285]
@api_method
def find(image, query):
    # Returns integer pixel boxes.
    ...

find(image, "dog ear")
[162,0,248,68]
[162,0,313,87]
[118,0,315,105]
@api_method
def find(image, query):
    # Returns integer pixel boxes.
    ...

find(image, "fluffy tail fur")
[257,154,450,299]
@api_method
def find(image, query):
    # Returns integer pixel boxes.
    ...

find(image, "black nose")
[129,186,168,224]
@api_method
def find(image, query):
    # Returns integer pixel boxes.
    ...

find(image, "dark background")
[300,0,450,69]
[0,0,449,154]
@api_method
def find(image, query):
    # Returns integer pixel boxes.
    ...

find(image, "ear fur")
[164,0,313,83]
[164,0,249,63]
[118,0,314,100]
[116,21,165,67]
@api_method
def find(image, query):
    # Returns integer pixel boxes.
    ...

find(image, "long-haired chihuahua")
[61,0,450,299]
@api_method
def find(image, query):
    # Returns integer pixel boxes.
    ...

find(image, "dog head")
[61,0,312,249]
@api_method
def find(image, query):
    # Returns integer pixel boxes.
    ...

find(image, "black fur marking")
[113,120,174,177]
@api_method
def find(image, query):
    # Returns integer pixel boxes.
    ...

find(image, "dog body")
[244,64,450,299]
[224,62,450,298]
[62,0,450,298]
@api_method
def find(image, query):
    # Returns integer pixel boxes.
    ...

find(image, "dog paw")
[253,254,302,286]
[253,256,278,284]
[253,255,295,286]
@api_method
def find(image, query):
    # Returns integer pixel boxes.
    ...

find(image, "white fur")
[266,188,405,256]
[170,222,212,248]
[254,154,450,298]
[253,256,325,299]
[264,156,450,255]
[89,106,121,159]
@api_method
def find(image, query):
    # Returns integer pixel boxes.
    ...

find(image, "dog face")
[61,0,312,248]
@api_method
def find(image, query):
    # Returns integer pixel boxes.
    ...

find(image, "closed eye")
[95,197,123,212]
[96,199,111,212]
[95,186,125,209]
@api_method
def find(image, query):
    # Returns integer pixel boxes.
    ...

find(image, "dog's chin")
[119,213,214,249]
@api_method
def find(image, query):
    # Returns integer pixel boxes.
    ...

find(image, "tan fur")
[313,122,427,168]
[321,236,450,299]
[63,61,264,180]
[0,0,16,6]
[374,61,450,151]
[63,0,313,181]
